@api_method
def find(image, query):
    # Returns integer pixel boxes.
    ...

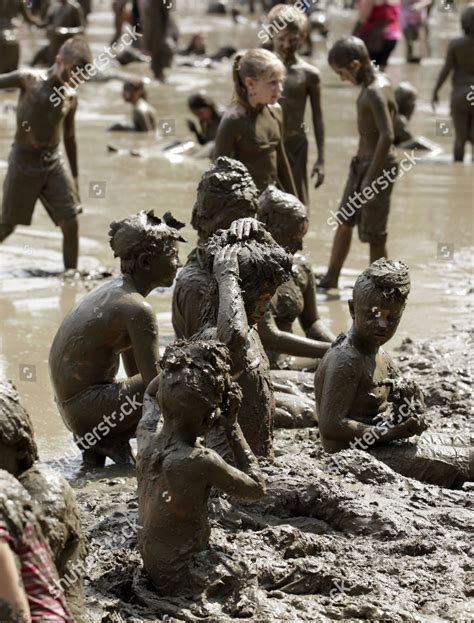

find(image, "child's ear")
[348,299,355,319]
[137,252,151,272]
[350,60,361,73]
[244,76,256,91]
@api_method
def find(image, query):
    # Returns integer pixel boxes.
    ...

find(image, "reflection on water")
[0,2,472,461]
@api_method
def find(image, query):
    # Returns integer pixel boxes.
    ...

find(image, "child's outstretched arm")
[0,71,25,91]
[432,44,454,109]
[308,70,325,188]
[360,88,394,190]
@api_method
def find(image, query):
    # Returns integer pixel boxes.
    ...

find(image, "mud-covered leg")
[59,216,79,270]
[319,223,353,289]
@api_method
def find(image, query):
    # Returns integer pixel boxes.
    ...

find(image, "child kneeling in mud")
[315,258,473,488]
[137,340,265,595]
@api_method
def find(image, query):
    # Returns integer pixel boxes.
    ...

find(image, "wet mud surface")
[73,326,473,622]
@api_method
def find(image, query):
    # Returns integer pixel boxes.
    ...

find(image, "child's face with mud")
[244,69,285,105]
[330,61,362,86]
[273,29,302,61]
[139,241,181,288]
[349,293,405,349]
[270,217,308,254]
[243,279,277,325]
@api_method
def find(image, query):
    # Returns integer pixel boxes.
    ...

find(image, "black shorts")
[1,144,81,227]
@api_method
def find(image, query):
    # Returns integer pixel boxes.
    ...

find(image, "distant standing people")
[400,0,432,63]
[214,49,297,196]
[353,0,401,70]
[32,0,85,67]
[142,0,179,81]
[0,0,43,74]
[432,3,474,162]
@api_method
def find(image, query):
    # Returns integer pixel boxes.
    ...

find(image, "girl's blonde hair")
[232,49,285,107]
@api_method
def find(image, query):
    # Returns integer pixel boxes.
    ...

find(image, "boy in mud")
[0,36,91,271]
[432,3,474,162]
[0,381,87,621]
[137,340,266,595]
[49,211,185,466]
[268,4,325,205]
[32,0,85,67]
[319,37,398,289]
[108,79,156,132]
[315,259,473,488]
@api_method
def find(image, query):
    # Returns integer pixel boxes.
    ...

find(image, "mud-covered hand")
[394,416,428,439]
[230,217,260,240]
[311,161,325,188]
[213,245,240,282]
[220,382,243,430]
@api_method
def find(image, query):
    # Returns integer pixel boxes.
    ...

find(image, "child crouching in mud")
[315,258,473,488]
[137,340,265,597]
[213,48,297,196]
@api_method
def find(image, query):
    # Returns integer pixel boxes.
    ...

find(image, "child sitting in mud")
[0,470,74,621]
[268,4,325,205]
[0,381,87,621]
[187,93,224,148]
[394,81,436,151]
[0,36,91,271]
[108,79,156,132]
[137,340,265,596]
[49,211,185,467]
[315,258,473,488]
[432,3,474,162]
[319,37,398,289]
[214,48,297,196]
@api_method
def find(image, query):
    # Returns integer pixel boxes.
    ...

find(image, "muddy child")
[320,37,398,289]
[0,381,87,621]
[187,93,224,148]
[0,0,43,74]
[137,340,265,595]
[394,81,436,151]
[49,211,185,466]
[214,48,297,196]
[0,37,91,271]
[32,0,85,67]
[315,258,473,488]
[268,4,325,205]
[109,79,156,132]
[432,3,474,162]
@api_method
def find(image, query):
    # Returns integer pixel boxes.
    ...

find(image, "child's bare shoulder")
[297,57,321,82]
[324,332,365,374]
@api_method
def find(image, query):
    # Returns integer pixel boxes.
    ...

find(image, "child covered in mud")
[257,185,334,368]
[187,93,224,147]
[32,0,85,67]
[137,340,265,595]
[0,36,91,271]
[268,4,325,205]
[432,3,474,162]
[319,37,398,289]
[0,470,74,621]
[108,79,156,132]
[49,211,185,466]
[0,0,44,74]
[0,381,87,621]
[394,81,437,151]
[214,48,297,196]
[315,259,473,488]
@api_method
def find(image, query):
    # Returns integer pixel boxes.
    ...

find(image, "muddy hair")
[201,225,292,325]
[58,36,92,67]
[258,185,307,241]
[461,3,474,36]
[395,81,417,111]
[191,157,259,241]
[353,258,411,306]
[109,210,185,274]
[328,36,371,68]
[267,4,309,36]
[123,78,148,99]
[0,382,38,474]
[188,92,219,115]
[232,48,285,108]
[158,340,234,421]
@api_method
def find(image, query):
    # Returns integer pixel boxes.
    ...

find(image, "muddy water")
[0,2,472,461]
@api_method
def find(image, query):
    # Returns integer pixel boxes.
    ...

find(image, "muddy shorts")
[1,144,81,227]
[336,154,399,244]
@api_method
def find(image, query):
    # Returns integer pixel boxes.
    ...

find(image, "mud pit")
[73,326,473,622]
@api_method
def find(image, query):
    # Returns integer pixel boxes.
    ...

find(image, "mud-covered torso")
[172,247,210,339]
[280,58,317,139]
[449,37,474,88]
[357,76,397,158]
